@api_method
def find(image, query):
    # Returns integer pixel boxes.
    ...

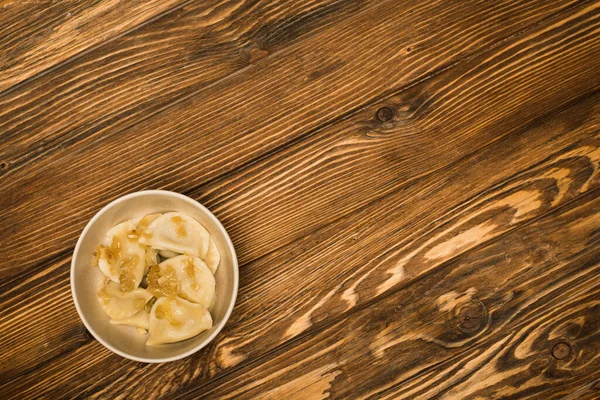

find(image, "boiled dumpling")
[159,240,219,275]
[94,220,146,291]
[135,213,162,236]
[147,255,215,308]
[97,281,153,320]
[139,212,210,259]
[110,310,149,330]
[147,297,213,346]
[204,239,220,274]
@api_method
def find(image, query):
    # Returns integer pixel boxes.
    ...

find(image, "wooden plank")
[194,2,600,270]
[0,0,591,278]
[0,0,371,169]
[101,105,600,398]
[0,0,189,92]
[2,7,599,393]
[5,104,600,397]
[1,0,596,372]
[193,187,600,399]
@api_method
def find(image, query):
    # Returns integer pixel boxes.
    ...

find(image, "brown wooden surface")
[1,0,599,399]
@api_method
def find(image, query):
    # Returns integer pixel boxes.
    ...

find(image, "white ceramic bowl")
[71,190,238,363]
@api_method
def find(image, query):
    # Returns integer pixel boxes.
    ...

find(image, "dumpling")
[137,213,162,273]
[159,239,219,275]
[135,213,163,233]
[110,310,149,330]
[94,220,146,291]
[204,239,220,275]
[139,212,210,259]
[97,281,153,320]
[147,297,212,346]
[147,255,215,308]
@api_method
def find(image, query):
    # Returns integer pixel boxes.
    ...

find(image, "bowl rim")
[70,190,239,363]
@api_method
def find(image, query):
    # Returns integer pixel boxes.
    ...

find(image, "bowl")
[70,190,238,363]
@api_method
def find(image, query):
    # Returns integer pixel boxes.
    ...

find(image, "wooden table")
[1,0,599,398]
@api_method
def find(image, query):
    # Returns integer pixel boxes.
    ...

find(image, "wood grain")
[567,381,600,400]
[2,0,599,398]
[2,2,599,394]
[0,0,369,170]
[195,186,600,398]
[194,1,600,270]
[0,0,590,278]
[5,97,599,398]
[0,0,188,92]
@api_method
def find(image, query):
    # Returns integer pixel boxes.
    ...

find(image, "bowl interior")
[72,191,237,362]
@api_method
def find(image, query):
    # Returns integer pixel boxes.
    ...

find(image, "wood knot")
[552,342,571,360]
[456,301,487,333]
[376,107,394,122]
[592,381,600,390]
[0,161,7,170]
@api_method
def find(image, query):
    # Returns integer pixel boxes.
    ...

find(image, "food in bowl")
[93,211,220,345]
